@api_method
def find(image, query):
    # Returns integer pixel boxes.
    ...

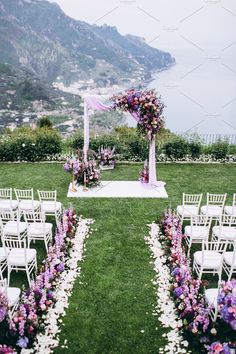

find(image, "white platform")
[67,181,168,198]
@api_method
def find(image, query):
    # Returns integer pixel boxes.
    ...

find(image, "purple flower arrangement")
[97,146,116,167]
[139,160,149,183]
[0,292,8,323]
[111,88,165,141]
[64,158,100,187]
[218,280,236,331]
[0,209,79,351]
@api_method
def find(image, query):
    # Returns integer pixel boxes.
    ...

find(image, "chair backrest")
[23,211,46,224]
[206,193,227,206]
[183,193,202,206]
[191,214,212,228]
[37,190,57,202]
[203,238,228,253]
[219,214,236,227]
[2,232,26,250]
[0,211,15,225]
[0,188,12,200]
[14,188,34,201]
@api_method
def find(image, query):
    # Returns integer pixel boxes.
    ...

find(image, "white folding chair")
[201,193,227,221]
[193,238,228,280]
[14,188,40,216]
[185,215,212,257]
[24,211,52,252]
[0,188,18,215]
[177,193,202,223]
[1,213,37,286]
[205,281,221,322]
[222,240,236,280]
[224,193,236,216]
[0,270,20,319]
[212,215,236,243]
[37,190,62,222]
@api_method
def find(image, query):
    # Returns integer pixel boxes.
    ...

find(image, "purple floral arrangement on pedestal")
[139,160,149,183]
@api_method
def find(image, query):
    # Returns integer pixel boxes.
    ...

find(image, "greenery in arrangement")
[0,163,235,354]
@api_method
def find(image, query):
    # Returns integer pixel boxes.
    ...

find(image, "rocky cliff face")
[0,0,175,86]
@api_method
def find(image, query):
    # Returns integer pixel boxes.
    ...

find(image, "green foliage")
[163,138,189,159]
[0,127,62,162]
[188,141,202,158]
[208,140,229,159]
[37,116,53,129]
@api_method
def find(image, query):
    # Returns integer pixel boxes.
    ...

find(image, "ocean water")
[149,56,236,135]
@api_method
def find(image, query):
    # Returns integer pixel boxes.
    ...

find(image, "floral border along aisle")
[0,210,94,353]
[145,213,236,354]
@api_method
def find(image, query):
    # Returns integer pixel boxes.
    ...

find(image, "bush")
[188,141,202,159]
[37,116,53,129]
[209,140,229,159]
[163,138,189,159]
[0,127,62,161]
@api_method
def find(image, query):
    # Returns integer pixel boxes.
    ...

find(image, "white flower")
[22,143,26,147]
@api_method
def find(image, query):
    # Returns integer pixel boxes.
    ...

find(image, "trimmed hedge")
[0,127,62,162]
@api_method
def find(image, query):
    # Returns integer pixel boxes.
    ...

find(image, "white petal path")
[145,223,190,354]
[22,218,94,354]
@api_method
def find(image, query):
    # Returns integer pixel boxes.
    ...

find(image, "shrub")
[37,116,53,129]
[209,140,229,159]
[0,128,62,161]
[188,141,202,159]
[163,138,189,159]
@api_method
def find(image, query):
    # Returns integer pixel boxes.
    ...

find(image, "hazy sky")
[48,0,236,133]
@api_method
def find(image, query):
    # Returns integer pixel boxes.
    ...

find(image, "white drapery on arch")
[83,95,158,186]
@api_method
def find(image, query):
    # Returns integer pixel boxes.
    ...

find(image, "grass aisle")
[0,163,235,353]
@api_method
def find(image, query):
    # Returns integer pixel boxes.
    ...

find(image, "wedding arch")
[83,88,165,187]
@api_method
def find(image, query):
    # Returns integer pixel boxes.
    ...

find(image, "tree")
[37,116,53,129]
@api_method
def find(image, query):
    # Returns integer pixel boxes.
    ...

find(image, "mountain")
[0,0,175,87]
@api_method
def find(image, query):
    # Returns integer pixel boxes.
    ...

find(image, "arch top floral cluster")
[111,88,165,141]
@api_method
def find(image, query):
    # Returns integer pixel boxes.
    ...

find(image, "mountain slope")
[0,0,175,86]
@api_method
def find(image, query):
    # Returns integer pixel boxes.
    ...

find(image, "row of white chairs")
[186,216,236,322]
[0,188,62,221]
[177,192,236,223]
[0,210,56,287]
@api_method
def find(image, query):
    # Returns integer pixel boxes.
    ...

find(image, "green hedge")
[0,127,62,161]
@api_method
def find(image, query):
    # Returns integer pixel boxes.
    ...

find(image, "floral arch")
[83,88,165,186]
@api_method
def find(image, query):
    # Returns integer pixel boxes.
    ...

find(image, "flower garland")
[218,280,236,331]
[155,212,236,353]
[139,160,149,183]
[111,88,165,141]
[145,223,189,353]
[0,210,94,353]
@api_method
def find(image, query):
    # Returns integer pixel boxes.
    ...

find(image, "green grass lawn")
[0,163,235,354]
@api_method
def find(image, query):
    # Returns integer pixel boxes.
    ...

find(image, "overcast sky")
[49,0,236,57]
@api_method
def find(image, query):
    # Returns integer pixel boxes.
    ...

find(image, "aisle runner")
[26,218,94,354]
[67,181,168,198]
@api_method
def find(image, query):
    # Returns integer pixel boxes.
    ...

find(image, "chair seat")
[185,226,208,239]
[19,200,40,211]
[212,226,236,240]
[224,206,236,216]
[223,252,236,266]
[40,201,62,213]
[0,200,18,211]
[177,205,199,217]
[201,205,223,217]
[205,288,218,308]
[8,248,36,266]
[4,221,27,235]
[0,286,21,307]
[28,222,52,236]
[194,251,222,269]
